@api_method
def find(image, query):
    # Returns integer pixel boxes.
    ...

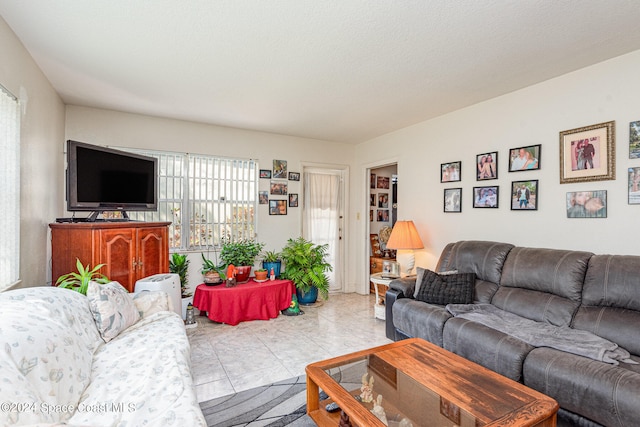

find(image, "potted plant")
[220,239,265,283]
[56,258,109,295]
[170,253,194,319]
[280,237,332,305]
[262,250,282,279]
[254,268,268,281]
[201,253,225,285]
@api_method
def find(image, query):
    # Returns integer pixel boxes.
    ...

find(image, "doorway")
[302,166,347,293]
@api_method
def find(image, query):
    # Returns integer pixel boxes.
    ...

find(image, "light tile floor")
[187,293,392,403]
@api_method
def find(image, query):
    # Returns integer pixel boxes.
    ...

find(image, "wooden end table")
[306,338,558,427]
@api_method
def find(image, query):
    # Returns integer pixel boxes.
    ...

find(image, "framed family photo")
[273,159,287,179]
[441,161,461,183]
[444,188,462,212]
[269,200,287,215]
[259,169,271,179]
[473,186,498,208]
[377,176,390,189]
[509,145,540,172]
[559,121,615,184]
[288,172,300,181]
[476,152,498,180]
[566,190,607,218]
[258,191,268,204]
[270,180,287,195]
[510,180,538,211]
[288,193,298,207]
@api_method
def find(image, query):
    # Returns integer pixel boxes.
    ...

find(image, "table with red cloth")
[192,279,295,326]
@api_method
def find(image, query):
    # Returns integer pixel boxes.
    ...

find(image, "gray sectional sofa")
[385,240,640,427]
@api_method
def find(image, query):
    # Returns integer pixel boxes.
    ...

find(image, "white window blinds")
[0,85,20,291]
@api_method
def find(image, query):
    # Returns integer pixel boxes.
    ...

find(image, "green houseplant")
[169,253,191,297]
[56,258,109,295]
[220,239,265,283]
[280,237,332,304]
[201,253,226,284]
[261,249,282,278]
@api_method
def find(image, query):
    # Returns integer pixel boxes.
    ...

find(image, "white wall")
[354,49,640,283]
[0,17,66,287]
[65,106,356,293]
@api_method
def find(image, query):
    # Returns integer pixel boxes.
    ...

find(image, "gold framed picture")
[559,121,615,184]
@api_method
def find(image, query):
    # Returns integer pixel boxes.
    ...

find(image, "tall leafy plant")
[169,253,191,297]
[280,237,332,300]
[56,258,109,295]
[220,239,264,267]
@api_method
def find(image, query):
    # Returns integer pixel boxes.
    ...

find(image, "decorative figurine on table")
[360,373,374,403]
[371,394,388,426]
[226,264,237,287]
[269,267,275,281]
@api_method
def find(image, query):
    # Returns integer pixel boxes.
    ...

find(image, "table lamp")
[385,220,424,277]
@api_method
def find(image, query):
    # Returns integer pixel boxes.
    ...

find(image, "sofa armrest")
[133,290,171,318]
[385,277,417,341]
[389,277,417,298]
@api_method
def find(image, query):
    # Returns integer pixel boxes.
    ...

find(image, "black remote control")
[325,402,340,412]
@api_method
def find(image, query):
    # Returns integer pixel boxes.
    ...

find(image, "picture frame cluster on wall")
[370,172,392,222]
[260,159,300,215]
[439,119,621,216]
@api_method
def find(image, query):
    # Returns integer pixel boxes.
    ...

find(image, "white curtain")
[303,170,341,291]
[0,85,20,291]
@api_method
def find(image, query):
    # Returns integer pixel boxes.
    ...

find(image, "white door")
[302,167,345,292]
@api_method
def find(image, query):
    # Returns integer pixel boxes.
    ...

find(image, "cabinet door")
[99,228,136,291]
[137,227,169,281]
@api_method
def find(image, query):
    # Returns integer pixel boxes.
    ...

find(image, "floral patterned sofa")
[0,284,205,427]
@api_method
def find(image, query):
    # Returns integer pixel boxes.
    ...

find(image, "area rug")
[199,375,316,427]
[199,364,361,427]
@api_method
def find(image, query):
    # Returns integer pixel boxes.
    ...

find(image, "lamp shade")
[386,220,424,250]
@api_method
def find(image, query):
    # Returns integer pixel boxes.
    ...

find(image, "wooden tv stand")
[50,221,171,292]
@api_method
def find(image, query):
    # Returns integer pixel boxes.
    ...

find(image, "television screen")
[67,140,157,212]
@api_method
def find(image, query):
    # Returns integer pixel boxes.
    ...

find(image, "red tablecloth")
[192,279,295,326]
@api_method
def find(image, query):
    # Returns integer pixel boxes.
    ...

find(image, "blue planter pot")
[296,286,318,305]
[262,261,281,278]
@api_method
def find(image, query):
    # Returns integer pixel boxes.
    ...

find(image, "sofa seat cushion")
[524,347,640,427]
[443,317,534,382]
[68,311,205,426]
[391,299,451,347]
[0,287,102,425]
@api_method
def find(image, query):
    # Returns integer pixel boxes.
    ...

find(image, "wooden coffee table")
[306,338,558,427]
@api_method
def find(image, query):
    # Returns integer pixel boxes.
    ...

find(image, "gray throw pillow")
[415,269,475,305]
[413,267,458,299]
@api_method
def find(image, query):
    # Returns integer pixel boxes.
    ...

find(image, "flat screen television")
[66,140,157,218]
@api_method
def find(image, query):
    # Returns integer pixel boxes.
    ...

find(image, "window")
[0,84,20,291]
[124,150,257,250]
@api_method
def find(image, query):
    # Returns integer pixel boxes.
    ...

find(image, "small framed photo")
[476,152,498,180]
[259,169,271,179]
[370,194,376,207]
[511,180,538,210]
[629,167,640,204]
[258,191,268,204]
[369,210,373,221]
[376,209,389,222]
[630,121,640,159]
[288,193,298,207]
[370,173,376,189]
[560,121,615,184]
[270,180,287,195]
[473,186,499,208]
[441,161,461,183]
[566,190,607,218]
[377,176,390,189]
[378,193,389,208]
[288,172,300,181]
[273,159,287,179]
[444,188,462,213]
[509,145,541,172]
[269,200,287,215]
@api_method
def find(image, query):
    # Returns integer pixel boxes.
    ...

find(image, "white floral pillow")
[87,281,140,342]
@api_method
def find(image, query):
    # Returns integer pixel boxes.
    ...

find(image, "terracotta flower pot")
[254,270,268,281]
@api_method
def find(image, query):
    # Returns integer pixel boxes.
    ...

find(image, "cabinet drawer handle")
[132,259,138,269]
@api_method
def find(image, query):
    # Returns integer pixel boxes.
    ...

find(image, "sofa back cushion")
[494,247,592,327]
[0,286,102,424]
[436,241,514,303]
[573,254,640,355]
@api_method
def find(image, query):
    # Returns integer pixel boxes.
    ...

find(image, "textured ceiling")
[2,1,640,143]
